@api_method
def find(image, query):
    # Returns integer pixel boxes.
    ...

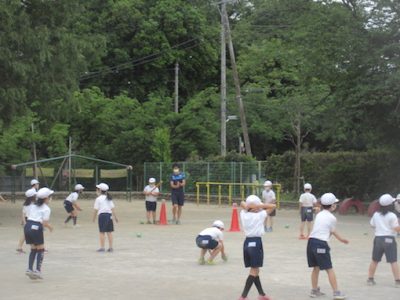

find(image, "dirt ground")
[0,198,399,300]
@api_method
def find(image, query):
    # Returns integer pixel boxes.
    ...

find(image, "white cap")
[74,184,84,191]
[25,189,37,198]
[320,193,339,205]
[379,194,395,206]
[246,195,262,205]
[263,180,272,187]
[30,179,39,186]
[212,220,224,229]
[304,183,312,190]
[149,178,156,183]
[396,194,400,200]
[96,183,109,192]
[37,187,54,199]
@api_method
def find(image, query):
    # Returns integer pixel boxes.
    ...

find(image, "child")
[170,164,186,224]
[27,179,40,195]
[24,187,54,280]
[16,189,37,253]
[367,194,400,287]
[64,184,84,227]
[238,195,276,300]
[299,183,317,239]
[143,178,160,224]
[93,183,118,252]
[395,194,400,236]
[262,180,276,232]
[307,193,348,299]
[196,220,227,265]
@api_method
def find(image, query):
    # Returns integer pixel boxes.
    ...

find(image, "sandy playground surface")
[0,198,399,300]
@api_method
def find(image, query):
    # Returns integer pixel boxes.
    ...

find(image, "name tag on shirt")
[248,242,256,247]
[385,238,393,244]
[317,248,326,254]
[201,240,209,245]
[31,225,39,230]
[307,209,312,213]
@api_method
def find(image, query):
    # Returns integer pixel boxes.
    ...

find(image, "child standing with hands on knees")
[143,178,160,224]
[93,183,118,253]
[64,184,84,227]
[367,194,400,287]
[307,193,348,299]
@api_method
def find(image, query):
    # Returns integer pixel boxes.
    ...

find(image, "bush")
[265,150,400,201]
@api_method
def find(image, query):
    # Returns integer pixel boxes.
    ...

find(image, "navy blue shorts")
[98,213,114,233]
[64,200,74,213]
[145,201,157,212]
[372,236,397,263]
[301,207,314,222]
[307,238,332,270]
[243,237,264,268]
[196,235,218,250]
[24,221,44,245]
[171,192,184,206]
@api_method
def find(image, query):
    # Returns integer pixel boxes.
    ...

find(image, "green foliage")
[150,128,172,163]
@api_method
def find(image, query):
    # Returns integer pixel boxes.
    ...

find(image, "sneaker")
[264,226,268,232]
[25,269,36,280]
[222,254,228,262]
[107,248,114,253]
[367,278,376,286]
[146,221,152,224]
[206,259,216,265]
[395,280,400,288]
[16,248,25,254]
[33,270,43,279]
[176,220,181,225]
[198,257,205,265]
[258,295,272,300]
[269,227,273,232]
[96,248,105,252]
[72,224,81,228]
[333,291,346,300]
[310,287,325,297]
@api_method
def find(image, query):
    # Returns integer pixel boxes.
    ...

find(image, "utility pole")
[223,9,252,156]
[31,123,37,179]
[68,136,72,191]
[174,62,179,113]
[220,2,227,156]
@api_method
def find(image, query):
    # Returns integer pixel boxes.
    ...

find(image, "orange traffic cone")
[229,203,240,232]
[159,199,168,225]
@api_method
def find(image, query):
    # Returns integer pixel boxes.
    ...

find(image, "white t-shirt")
[309,210,337,242]
[22,203,35,218]
[143,185,159,202]
[299,192,317,207]
[240,210,267,237]
[198,227,224,241]
[28,204,51,223]
[370,211,399,237]
[66,192,79,203]
[94,195,115,215]
[394,201,400,214]
[262,189,276,204]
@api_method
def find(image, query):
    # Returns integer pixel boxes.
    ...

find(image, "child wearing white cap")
[93,183,118,252]
[367,194,400,287]
[24,187,54,280]
[238,195,276,300]
[64,184,84,227]
[395,194,400,236]
[299,183,318,239]
[143,178,160,224]
[196,220,227,265]
[307,193,348,299]
[262,180,276,232]
[16,189,37,253]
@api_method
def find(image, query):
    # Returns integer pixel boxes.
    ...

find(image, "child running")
[196,220,227,265]
[24,187,54,280]
[93,183,118,252]
[238,195,276,300]
[143,178,160,224]
[262,180,276,232]
[64,184,84,227]
[16,189,37,253]
[367,194,400,287]
[299,183,317,239]
[307,193,348,299]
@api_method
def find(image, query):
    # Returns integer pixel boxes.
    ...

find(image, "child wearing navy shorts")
[299,183,317,239]
[143,178,160,224]
[307,193,348,299]
[93,183,118,252]
[238,195,276,300]
[24,187,54,280]
[196,220,227,265]
[16,189,37,253]
[367,194,400,287]
[64,184,84,227]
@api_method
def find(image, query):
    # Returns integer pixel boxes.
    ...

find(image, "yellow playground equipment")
[195,182,282,208]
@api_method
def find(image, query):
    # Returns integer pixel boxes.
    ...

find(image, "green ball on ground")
[139,221,144,224]
[284,224,290,229]
[136,233,142,238]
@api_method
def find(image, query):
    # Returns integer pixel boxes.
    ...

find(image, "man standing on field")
[170,164,186,225]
